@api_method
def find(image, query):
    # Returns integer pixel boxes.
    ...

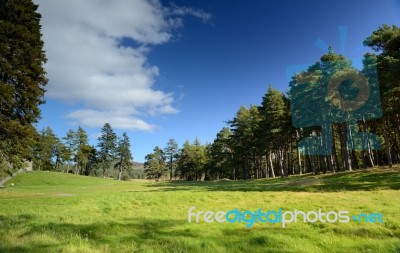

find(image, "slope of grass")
[0,167,399,252]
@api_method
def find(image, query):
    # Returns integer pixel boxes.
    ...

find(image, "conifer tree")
[164,138,178,180]
[97,123,117,177]
[115,132,133,180]
[144,146,165,181]
[0,0,47,168]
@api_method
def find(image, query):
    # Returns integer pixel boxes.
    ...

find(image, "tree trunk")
[362,150,368,169]
[295,129,302,174]
[361,119,372,168]
[328,155,335,173]
[297,148,302,175]
[383,118,393,168]
[288,141,294,175]
[342,123,352,171]
[268,151,275,178]
[368,147,375,167]
[243,159,248,180]
[330,125,338,172]
[278,149,284,177]
[102,166,106,178]
[306,153,312,173]
[169,156,173,180]
[352,150,359,169]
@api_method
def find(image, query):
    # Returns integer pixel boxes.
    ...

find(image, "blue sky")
[35,0,400,162]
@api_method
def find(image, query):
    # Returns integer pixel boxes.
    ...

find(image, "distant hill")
[129,161,145,179]
[132,161,144,170]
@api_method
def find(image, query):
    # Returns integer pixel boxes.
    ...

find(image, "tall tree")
[176,140,193,180]
[320,48,353,172]
[364,25,400,168]
[192,138,207,181]
[164,138,178,180]
[53,137,68,171]
[175,139,207,181]
[228,106,256,179]
[74,127,91,175]
[97,123,117,177]
[259,86,290,177]
[0,0,47,169]
[115,132,133,180]
[209,127,233,180]
[62,129,76,173]
[289,48,360,173]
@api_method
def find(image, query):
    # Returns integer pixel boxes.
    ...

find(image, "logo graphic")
[287,26,382,155]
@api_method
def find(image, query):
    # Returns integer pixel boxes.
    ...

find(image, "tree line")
[144,24,400,181]
[32,123,134,180]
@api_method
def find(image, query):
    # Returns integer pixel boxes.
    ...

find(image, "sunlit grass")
[0,167,399,252]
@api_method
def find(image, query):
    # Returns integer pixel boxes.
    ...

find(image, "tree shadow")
[0,215,301,252]
[144,168,400,192]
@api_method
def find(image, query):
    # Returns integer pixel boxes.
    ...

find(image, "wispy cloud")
[170,4,213,24]
[36,0,211,131]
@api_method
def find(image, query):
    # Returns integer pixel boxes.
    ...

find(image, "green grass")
[0,167,399,252]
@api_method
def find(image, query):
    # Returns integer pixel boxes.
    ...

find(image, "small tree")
[32,127,59,171]
[144,146,165,181]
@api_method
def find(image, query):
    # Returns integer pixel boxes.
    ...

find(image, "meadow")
[0,167,399,253]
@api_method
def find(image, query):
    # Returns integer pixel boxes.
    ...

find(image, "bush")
[121,174,131,181]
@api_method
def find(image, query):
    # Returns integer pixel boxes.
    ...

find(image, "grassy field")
[0,167,399,253]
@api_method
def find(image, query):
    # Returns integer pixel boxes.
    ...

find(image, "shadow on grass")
[0,216,308,253]
[144,168,400,193]
[0,214,52,253]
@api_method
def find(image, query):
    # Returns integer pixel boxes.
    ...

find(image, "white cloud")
[66,109,156,132]
[35,0,211,131]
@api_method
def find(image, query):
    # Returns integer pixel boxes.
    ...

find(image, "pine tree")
[115,132,133,180]
[288,48,360,173]
[364,25,400,168]
[97,123,117,177]
[53,137,68,172]
[164,138,178,180]
[62,129,76,173]
[320,49,354,172]
[209,127,233,180]
[75,127,91,175]
[259,86,289,177]
[228,106,253,179]
[0,0,47,168]
[176,140,193,180]
[192,138,206,181]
